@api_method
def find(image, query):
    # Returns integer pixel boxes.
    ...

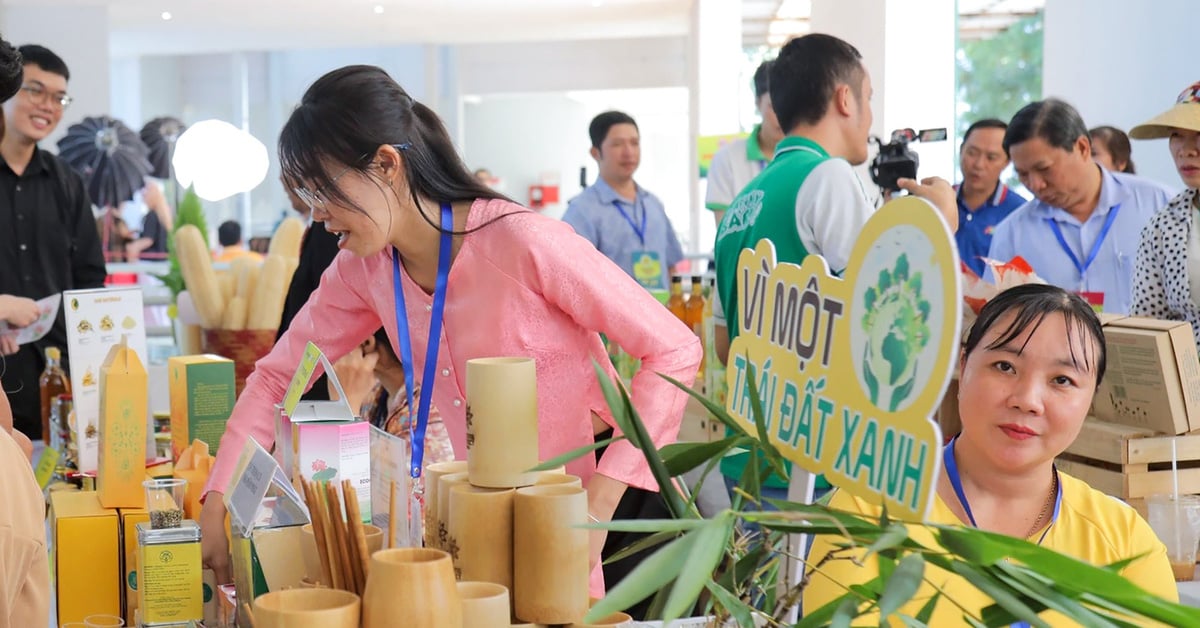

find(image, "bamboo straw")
[302,479,335,588]
[326,481,358,593]
[388,479,396,550]
[343,479,372,585]
[341,480,366,595]
[241,602,256,628]
[316,481,344,591]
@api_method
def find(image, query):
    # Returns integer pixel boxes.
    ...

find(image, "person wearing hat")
[1131,81,1200,349]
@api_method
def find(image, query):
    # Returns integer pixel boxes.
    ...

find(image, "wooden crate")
[1057,419,1200,500]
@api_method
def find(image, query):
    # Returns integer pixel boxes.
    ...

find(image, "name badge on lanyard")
[614,196,664,290]
[1046,204,1120,313]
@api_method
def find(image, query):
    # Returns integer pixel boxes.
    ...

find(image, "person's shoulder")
[711,137,748,164]
[993,197,1040,230]
[1112,171,1178,200]
[1058,471,1149,546]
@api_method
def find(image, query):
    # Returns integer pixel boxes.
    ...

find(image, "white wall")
[1044,0,1194,188]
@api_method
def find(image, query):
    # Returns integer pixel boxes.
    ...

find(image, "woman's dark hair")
[279,65,510,235]
[1003,98,1089,155]
[769,33,864,133]
[962,283,1106,388]
[1089,125,1136,173]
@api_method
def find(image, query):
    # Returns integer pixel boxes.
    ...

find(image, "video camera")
[868,127,948,192]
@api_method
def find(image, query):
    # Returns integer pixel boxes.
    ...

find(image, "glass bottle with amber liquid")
[667,275,687,323]
[685,276,707,384]
[39,346,70,443]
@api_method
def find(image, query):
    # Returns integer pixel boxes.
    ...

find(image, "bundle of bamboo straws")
[300,478,372,595]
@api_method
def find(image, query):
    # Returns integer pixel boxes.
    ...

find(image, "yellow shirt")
[804,472,1176,625]
[214,245,263,264]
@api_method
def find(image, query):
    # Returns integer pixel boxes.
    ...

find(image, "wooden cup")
[466,357,540,488]
[450,484,515,589]
[437,471,471,554]
[457,581,512,628]
[425,461,468,548]
[513,485,589,625]
[362,548,461,628]
[533,472,583,489]
[253,588,361,628]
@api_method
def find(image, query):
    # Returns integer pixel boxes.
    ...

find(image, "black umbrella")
[57,115,152,208]
[140,116,186,180]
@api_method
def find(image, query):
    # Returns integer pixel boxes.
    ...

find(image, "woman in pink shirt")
[199,65,701,610]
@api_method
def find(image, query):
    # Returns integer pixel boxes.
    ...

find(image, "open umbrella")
[140,116,186,180]
[57,115,152,209]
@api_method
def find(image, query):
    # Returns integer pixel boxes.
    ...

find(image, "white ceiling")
[2,0,1046,57]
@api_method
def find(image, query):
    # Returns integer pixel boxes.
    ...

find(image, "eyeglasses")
[291,144,412,212]
[19,83,72,109]
[292,163,355,213]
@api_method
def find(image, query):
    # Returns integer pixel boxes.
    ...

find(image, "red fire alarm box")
[528,184,559,210]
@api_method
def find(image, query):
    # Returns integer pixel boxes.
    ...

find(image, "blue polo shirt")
[988,168,1174,315]
[562,177,684,290]
[955,182,1027,276]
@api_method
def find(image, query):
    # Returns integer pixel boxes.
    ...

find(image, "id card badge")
[632,251,664,290]
[1078,291,1104,313]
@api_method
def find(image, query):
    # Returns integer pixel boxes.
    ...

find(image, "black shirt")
[0,146,107,437]
[138,209,169,260]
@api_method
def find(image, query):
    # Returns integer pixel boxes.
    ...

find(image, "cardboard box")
[51,491,121,625]
[98,339,149,508]
[294,420,371,522]
[119,508,150,626]
[169,355,236,460]
[1092,316,1200,434]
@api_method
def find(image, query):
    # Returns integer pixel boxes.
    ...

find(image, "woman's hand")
[898,176,959,232]
[328,344,379,411]
[586,473,627,572]
[200,494,232,585]
[0,295,39,328]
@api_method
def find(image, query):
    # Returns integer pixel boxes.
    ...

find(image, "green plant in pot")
[536,362,1200,627]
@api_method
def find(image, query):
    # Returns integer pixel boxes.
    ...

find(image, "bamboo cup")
[362,548,462,628]
[425,461,468,548]
[450,484,515,589]
[466,357,540,488]
[567,611,635,627]
[457,581,512,628]
[533,472,583,489]
[253,588,360,628]
[437,471,471,555]
[513,485,589,624]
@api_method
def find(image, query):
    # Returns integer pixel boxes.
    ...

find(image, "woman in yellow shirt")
[804,283,1175,623]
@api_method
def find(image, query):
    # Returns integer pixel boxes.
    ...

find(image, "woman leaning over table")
[1131,81,1200,350]
[804,284,1175,623]
[196,65,701,613]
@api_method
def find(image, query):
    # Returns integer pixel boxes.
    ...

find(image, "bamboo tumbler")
[437,471,471,558]
[449,484,515,589]
[513,485,589,624]
[425,461,468,548]
[456,581,512,628]
[466,357,540,488]
[253,588,361,628]
[533,472,583,489]
[362,548,462,628]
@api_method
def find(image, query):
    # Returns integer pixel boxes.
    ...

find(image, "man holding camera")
[711,33,957,505]
[955,119,1027,276]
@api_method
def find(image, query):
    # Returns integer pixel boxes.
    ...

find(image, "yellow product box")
[136,521,204,626]
[119,508,150,627]
[51,491,121,625]
[98,339,149,509]
[169,355,236,460]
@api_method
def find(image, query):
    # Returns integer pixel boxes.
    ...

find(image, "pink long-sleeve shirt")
[207,198,701,499]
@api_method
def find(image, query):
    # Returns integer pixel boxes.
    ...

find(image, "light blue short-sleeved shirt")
[562,177,684,290]
[987,168,1174,315]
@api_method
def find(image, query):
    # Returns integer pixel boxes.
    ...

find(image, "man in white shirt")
[705,60,784,226]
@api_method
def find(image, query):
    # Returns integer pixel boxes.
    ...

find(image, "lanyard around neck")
[1046,204,1121,279]
[612,194,646,245]
[391,202,453,480]
[943,437,1062,546]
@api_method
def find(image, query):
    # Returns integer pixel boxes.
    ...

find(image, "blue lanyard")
[612,195,647,245]
[391,202,453,480]
[943,437,1062,546]
[1046,204,1120,281]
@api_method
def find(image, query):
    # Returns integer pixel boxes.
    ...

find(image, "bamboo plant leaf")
[660,436,747,477]
[529,435,624,472]
[662,513,736,623]
[583,527,699,622]
[705,581,755,628]
[602,529,679,565]
[658,372,751,436]
[878,553,925,619]
[950,561,1050,628]
[915,592,940,624]
[582,518,706,534]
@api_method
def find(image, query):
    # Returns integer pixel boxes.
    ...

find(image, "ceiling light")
[591,0,602,6]
[374,5,384,14]
[161,11,172,21]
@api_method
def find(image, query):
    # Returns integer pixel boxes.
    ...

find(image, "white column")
[0,3,111,151]
[810,0,957,188]
[1044,0,1193,188]
[688,0,743,256]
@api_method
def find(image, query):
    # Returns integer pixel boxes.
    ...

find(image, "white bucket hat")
[1130,81,1200,139]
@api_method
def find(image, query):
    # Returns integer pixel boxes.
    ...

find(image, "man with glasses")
[0,44,106,442]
